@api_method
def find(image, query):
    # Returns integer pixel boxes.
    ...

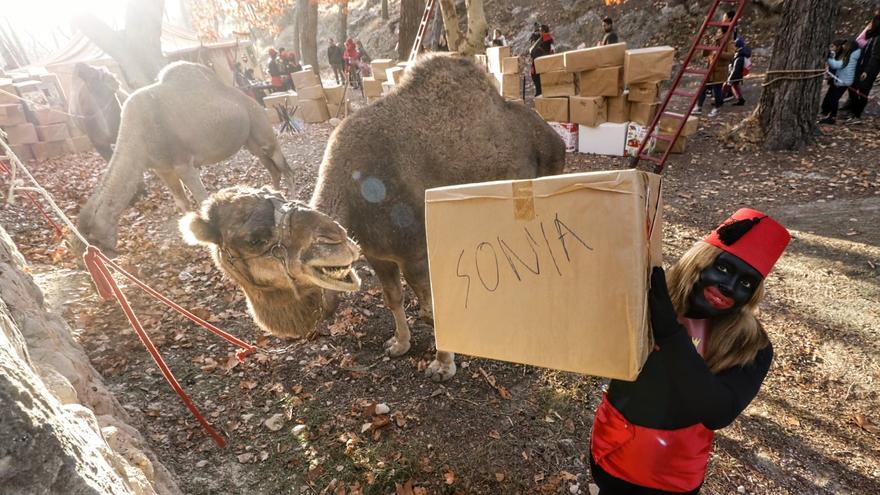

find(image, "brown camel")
[75,61,295,257]
[70,63,124,162]
[182,54,565,381]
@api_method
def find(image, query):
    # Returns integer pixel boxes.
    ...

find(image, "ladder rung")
[706,21,730,27]
[672,90,698,98]
[684,67,709,76]
[654,134,675,142]
[661,112,686,120]
[638,154,662,163]
[696,45,721,51]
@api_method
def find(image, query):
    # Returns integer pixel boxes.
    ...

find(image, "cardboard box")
[265,107,282,124]
[624,122,655,157]
[577,66,623,97]
[534,96,568,122]
[386,67,405,85]
[262,91,295,109]
[654,134,687,154]
[624,46,675,85]
[629,101,659,126]
[366,96,383,104]
[548,122,579,152]
[569,96,607,127]
[30,140,68,160]
[0,103,26,126]
[298,84,326,100]
[328,100,351,118]
[294,99,330,123]
[474,54,488,70]
[578,122,628,156]
[564,42,627,72]
[382,82,395,95]
[424,169,663,380]
[10,144,33,161]
[494,73,521,98]
[534,53,565,74]
[627,82,660,103]
[14,81,45,105]
[323,84,345,105]
[0,79,18,104]
[487,45,512,74]
[541,83,576,98]
[362,77,383,97]
[371,59,395,81]
[607,91,631,123]
[659,112,699,136]
[291,69,320,89]
[66,135,94,153]
[501,57,520,75]
[35,123,70,142]
[30,107,68,125]
[4,123,38,144]
[540,71,574,87]
[506,98,525,104]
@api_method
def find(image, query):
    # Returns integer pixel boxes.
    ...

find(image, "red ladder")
[408,0,438,64]
[630,0,748,174]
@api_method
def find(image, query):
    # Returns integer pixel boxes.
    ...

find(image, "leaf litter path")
[2,92,879,495]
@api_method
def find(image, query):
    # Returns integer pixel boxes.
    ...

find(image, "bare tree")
[398,0,426,60]
[301,0,320,72]
[757,0,839,150]
[381,0,389,20]
[338,0,349,42]
[73,0,166,89]
[438,0,487,56]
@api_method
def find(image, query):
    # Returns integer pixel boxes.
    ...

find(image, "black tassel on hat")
[716,216,765,246]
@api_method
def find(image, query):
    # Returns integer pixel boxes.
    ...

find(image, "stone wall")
[0,225,180,495]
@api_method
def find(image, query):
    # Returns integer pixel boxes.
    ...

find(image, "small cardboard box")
[66,135,94,153]
[534,53,565,74]
[292,69,320,89]
[0,103,26,126]
[564,42,627,72]
[627,82,660,103]
[607,91,631,123]
[424,169,663,380]
[262,91,295,109]
[534,96,569,122]
[0,79,18,104]
[655,134,687,154]
[494,73,521,98]
[474,54,488,70]
[35,123,70,142]
[659,112,699,136]
[569,96,607,127]
[30,107,68,125]
[362,77,383,97]
[501,57,520,75]
[577,66,623,97]
[386,67,405,85]
[624,46,675,85]
[540,71,574,87]
[265,107,282,124]
[298,84,326,101]
[541,83,576,98]
[548,122,579,152]
[323,84,345,105]
[578,122,628,156]
[10,144,34,161]
[629,101,659,126]
[382,81,395,95]
[328,101,351,119]
[4,123,38,144]
[366,96,383,104]
[487,45,513,74]
[295,99,330,123]
[371,59,395,81]
[624,122,655,157]
[30,140,68,160]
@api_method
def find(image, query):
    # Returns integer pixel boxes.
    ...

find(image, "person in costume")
[590,209,791,494]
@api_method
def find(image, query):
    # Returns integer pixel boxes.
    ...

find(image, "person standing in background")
[600,17,619,45]
[529,24,554,97]
[490,29,507,47]
[327,39,345,85]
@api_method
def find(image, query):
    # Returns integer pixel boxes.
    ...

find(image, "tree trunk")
[458,0,487,56]
[398,0,426,60]
[438,0,461,53]
[338,1,349,42]
[302,1,320,73]
[73,0,166,89]
[296,0,308,62]
[757,0,838,150]
[381,0,389,20]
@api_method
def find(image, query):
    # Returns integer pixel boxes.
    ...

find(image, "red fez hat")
[703,208,790,278]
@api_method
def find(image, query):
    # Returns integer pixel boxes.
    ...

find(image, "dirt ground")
[2,73,879,495]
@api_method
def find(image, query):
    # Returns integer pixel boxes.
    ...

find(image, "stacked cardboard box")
[290,69,331,123]
[485,46,522,102]
[262,91,298,124]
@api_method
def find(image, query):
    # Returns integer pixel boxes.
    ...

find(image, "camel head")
[72,197,119,262]
[180,186,361,338]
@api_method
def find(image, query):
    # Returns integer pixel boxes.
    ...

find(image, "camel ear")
[180,212,220,245]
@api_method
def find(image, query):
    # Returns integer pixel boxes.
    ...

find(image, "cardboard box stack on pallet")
[532,44,689,157]
[484,46,523,103]
[361,59,397,103]
[1,72,94,161]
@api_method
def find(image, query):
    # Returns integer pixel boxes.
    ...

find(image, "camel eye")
[316,235,342,245]
[249,237,266,247]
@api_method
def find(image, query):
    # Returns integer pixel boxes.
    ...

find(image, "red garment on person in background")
[343,39,359,63]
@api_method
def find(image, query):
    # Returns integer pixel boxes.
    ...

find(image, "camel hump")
[397,53,496,97]
[157,61,222,87]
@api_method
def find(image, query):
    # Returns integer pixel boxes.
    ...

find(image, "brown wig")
[665,242,770,373]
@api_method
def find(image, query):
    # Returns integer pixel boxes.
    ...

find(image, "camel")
[70,63,124,162]
[182,54,565,381]
[75,61,295,257]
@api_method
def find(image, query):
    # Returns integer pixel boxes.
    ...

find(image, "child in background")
[724,38,749,106]
[820,40,861,124]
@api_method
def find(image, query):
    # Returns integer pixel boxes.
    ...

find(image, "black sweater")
[607,328,773,431]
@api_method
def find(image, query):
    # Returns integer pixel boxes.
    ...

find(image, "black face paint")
[686,252,763,319]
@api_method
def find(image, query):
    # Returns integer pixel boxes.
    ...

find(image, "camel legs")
[152,169,190,213]
[401,259,455,382]
[367,256,411,358]
[248,140,296,197]
[174,161,209,206]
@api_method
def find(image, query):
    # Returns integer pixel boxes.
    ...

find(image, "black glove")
[649,267,685,342]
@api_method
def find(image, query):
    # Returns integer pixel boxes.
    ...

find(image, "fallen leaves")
[479,367,512,400]
[853,413,880,434]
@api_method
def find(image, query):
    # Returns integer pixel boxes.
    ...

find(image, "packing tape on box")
[425,178,642,205]
[512,180,535,221]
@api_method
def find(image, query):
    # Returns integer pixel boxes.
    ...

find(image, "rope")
[759,68,877,105]
[0,135,257,449]
[0,159,63,238]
